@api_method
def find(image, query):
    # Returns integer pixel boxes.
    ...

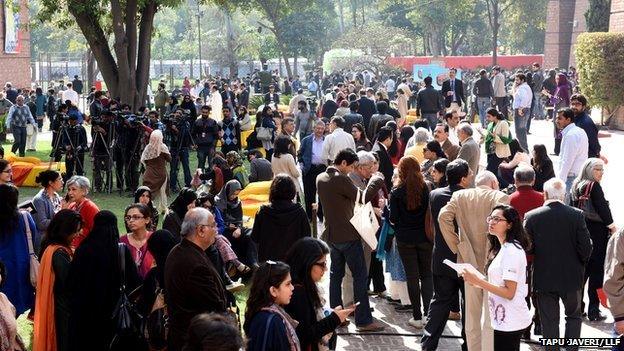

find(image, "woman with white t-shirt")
[461,205,532,351]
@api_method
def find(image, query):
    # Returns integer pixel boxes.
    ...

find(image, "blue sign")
[413,64,462,90]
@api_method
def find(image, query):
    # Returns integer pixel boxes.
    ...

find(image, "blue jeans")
[513,108,529,151]
[329,240,373,326]
[10,125,27,157]
[476,97,491,128]
[196,145,215,171]
[565,175,576,204]
[422,113,439,132]
[170,148,192,190]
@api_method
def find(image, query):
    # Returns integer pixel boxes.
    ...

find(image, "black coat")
[357,97,377,131]
[264,92,280,105]
[429,185,463,277]
[284,285,341,351]
[524,202,593,293]
[165,239,228,351]
[441,78,466,107]
[251,200,311,262]
[532,159,555,192]
[389,185,430,245]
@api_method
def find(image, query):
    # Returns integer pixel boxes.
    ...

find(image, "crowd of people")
[0,62,622,351]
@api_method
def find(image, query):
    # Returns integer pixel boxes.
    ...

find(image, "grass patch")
[3,137,251,346]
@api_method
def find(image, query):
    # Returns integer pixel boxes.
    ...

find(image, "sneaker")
[356,321,385,332]
[226,279,245,293]
[448,311,461,320]
[408,318,424,329]
[588,312,607,322]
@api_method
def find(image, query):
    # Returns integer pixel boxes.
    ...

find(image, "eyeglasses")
[486,216,507,224]
[2,169,12,174]
[125,215,146,222]
[314,261,328,270]
[199,222,217,229]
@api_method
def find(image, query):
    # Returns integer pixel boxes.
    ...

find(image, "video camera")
[306,96,318,111]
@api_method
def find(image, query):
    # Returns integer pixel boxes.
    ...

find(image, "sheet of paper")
[443,259,485,279]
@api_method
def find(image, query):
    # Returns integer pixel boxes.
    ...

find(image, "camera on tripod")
[306,97,318,111]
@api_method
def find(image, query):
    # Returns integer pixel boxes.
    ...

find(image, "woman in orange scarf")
[34,209,82,351]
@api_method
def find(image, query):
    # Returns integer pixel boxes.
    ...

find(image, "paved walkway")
[331,120,622,350]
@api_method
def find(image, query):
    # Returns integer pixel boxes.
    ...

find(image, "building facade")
[0,0,31,88]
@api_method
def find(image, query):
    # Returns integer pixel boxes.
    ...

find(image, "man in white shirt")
[62,82,79,107]
[443,111,461,145]
[556,108,588,193]
[512,73,533,151]
[321,116,356,165]
[288,89,307,115]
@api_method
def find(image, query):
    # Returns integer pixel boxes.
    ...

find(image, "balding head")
[514,166,535,187]
[475,171,499,190]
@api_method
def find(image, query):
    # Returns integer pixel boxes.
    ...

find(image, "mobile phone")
[353,302,361,308]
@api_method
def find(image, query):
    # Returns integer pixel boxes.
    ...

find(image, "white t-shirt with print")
[487,241,532,332]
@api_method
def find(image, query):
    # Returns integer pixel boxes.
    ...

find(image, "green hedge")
[575,33,624,110]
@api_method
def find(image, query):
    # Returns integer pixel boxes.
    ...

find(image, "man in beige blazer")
[439,171,509,351]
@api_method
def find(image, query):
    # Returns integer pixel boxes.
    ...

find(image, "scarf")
[33,245,72,351]
[215,179,242,212]
[261,304,301,351]
[141,130,170,165]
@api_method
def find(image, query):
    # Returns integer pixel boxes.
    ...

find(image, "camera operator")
[164,107,193,191]
[61,114,88,181]
[145,110,164,132]
[89,91,104,122]
[120,104,145,193]
[91,110,115,192]
[50,104,69,161]
[192,105,220,171]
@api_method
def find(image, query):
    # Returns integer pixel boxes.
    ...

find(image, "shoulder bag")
[21,212,39,288]
[576,181,602,222]
[350,190,379,249]
[256,126,274,142]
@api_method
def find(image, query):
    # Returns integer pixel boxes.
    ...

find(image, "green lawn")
[3,137,251,347]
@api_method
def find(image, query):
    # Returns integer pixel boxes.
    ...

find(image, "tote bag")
[349,190,379,249]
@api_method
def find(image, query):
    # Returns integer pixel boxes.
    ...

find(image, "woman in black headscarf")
[138,229,177,316]
[216,180,258,268]
[179,94,198,120]
[162,188,197,239]
[68,210,142,351]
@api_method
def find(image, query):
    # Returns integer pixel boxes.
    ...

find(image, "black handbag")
[110,243,144,350]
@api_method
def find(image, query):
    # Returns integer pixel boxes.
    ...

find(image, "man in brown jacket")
[604,228,624,347]
[317,148,385,332]
[439,171,509,351]
[434,123,460,161]
[165,208,228,351]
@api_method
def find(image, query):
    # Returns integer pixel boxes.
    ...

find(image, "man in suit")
[434,123,460,161]
[357,89,377,133]
[440,68,465,111]
[298,120,327,221]
[456,123,480,186]
[421,159,471,351]
[524,178,592,350]
[316,149,386,332]
[165,208,228,351]
[263,84,280,105]
[371,126,394,191]
[439,171,509,351]
[367,101,393,141]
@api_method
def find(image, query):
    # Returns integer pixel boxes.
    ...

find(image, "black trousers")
[536,289,583,351]
[303,164,326,221]
[421,274,467,351]
[396,240,433,320]
[368,251,386,293]
[113,146,126,190]
[583,225,609,315]
[92,154,112,192]
[64,152,85,182]
[494,329,522,351]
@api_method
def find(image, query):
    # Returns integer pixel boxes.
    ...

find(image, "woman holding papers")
[461,205,532,351]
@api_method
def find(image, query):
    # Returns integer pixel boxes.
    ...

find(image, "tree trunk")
[337,0,345,33]
[350,0,357,27]
[223,9,238,78]
[293,55,298,77]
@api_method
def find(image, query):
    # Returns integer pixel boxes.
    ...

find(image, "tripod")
[49,122,84,181]
[91,124,115,194]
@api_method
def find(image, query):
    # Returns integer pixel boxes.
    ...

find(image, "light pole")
[196,0,203,78]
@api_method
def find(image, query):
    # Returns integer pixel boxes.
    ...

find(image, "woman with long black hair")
[244,261,299,351]
[461,205,532,351]
[531,144,555,192]
[133,186,159,231]
[284,238,353,351]
[162,188,197,239]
